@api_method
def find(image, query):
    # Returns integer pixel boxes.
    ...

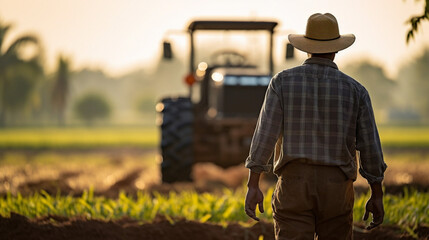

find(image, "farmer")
[244,13,387,239]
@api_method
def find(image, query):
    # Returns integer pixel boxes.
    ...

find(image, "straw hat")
[288,13,355,54]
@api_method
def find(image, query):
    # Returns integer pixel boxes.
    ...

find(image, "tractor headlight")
[211,72,224,83]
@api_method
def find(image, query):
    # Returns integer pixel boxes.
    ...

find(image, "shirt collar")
[303,57,338,70]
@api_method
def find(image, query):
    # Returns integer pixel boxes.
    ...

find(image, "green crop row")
[1,188,428,229]
[354,188,429,229]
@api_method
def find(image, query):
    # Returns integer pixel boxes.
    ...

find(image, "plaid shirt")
[245,57,387,183]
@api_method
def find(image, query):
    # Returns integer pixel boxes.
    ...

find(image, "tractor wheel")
[159,97,193,183]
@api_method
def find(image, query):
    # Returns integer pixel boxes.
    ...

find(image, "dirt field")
[1,148,429,239]
[1,213,428,240]
[1,148,429,197]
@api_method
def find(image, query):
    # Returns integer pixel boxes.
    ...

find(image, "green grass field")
[0,127,159,149]
[378,126,429,148]
[0,126,428,149]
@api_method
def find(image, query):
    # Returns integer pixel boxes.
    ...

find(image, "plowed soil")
[2,149,429,197]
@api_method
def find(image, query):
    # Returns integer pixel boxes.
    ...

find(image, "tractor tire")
[159,97,193,183]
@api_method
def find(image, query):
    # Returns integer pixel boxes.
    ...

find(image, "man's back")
[247,57,385,183]
[278,57,362,164]
[272,57,384,180]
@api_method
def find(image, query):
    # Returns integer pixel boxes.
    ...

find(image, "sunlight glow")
[0,0,428,77]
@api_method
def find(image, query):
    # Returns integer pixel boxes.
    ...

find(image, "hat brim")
[288,34,355,54]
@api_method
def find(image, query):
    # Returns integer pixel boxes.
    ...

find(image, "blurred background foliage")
[0,20,44,126]
[73,93,111,126]
[51,56,69,126]
[0,17,428,127]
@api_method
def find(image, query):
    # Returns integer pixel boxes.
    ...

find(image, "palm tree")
[0,20,43,126]
[51,55,70,125]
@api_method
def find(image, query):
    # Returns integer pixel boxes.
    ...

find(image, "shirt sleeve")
[356,89,387,184]
[245,78,283,173]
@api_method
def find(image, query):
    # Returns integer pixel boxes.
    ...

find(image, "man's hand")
[244,170,264,221]
[363,182,384,230]
[245,186,264,221]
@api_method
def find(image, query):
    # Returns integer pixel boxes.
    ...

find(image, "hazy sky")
[1,0,428,77]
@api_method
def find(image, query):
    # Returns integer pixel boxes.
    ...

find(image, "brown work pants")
[272,161,354,240]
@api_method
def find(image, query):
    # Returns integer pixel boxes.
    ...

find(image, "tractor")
[157,20,294,182]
